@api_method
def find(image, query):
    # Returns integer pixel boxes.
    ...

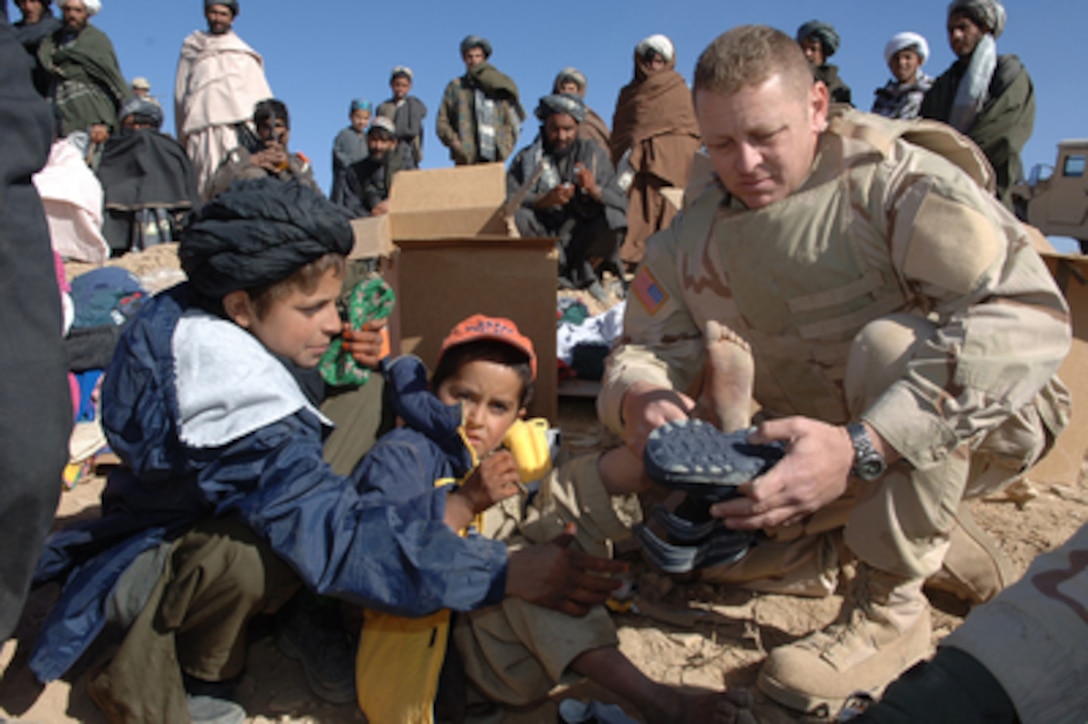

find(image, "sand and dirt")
[3,255,1085,722]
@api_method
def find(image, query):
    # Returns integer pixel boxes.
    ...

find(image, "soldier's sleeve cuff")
[862,381,960,470]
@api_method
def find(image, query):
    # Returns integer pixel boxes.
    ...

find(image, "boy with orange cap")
[353,314,750,724]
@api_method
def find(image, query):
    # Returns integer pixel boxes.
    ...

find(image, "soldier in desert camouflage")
[598,25,1071,716]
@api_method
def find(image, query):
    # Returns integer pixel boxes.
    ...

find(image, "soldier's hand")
[342,319,387,368]
[621,380,695,457]
[505,525,627,616]
[710,417,853,529]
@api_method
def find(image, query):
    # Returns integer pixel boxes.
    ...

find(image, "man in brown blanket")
[610,34,701,266]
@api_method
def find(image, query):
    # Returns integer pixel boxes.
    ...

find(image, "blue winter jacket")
[29,284,507,682]
[355,355,480,509]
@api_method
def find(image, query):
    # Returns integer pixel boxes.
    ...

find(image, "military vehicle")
[1013,140,1088,253]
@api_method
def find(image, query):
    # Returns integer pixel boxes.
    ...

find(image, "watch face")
[858,457,885,480]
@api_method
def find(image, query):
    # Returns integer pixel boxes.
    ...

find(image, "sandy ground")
[3,255,1086,722]
[3,394,1086,723]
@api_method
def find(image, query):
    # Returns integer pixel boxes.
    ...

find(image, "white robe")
[174,29,273,199]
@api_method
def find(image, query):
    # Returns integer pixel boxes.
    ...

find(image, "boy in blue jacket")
[28,179,625,723]
[355,314,750,723]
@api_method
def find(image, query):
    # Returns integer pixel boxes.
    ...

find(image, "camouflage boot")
[925,506,1014,605]
[757,565,931,717]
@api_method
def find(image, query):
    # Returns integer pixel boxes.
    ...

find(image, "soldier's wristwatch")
[847,422,886,481]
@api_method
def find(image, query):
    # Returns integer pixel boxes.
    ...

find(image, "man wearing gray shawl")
[921,0,1034,210]
[506,94,626,297]
[437,35,525,165]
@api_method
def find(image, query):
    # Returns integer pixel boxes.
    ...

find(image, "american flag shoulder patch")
[632,267,668,315]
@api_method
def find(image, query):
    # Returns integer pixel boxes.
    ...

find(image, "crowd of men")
[6,0,1038,285]
[4,0,1080,723]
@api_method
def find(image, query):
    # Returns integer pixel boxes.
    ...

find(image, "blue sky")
[16,0,1084,248]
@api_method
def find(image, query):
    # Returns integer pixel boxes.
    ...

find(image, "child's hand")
[443,451,521,532]
[460,451,521,512]
[341,319,387,368]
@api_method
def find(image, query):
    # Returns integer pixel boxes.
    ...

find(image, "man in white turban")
[38,0,129,138]
[921,0,1034,210]
[871,32,933,120]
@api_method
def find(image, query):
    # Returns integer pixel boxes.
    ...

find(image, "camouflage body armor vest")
[676,109,994,423]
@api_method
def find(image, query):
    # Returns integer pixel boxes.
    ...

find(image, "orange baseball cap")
[438,314,537,379]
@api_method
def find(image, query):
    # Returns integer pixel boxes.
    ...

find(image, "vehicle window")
[1063,154,1086,177]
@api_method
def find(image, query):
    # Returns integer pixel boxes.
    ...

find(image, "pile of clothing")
[63,267,146,485]
[557,298,625,382]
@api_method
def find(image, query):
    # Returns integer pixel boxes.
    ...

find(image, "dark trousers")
[514,207,624,290]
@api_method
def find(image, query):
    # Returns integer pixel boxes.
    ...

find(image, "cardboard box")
[1028,250,1088,486]
[350,164,559,422]
[349,164,510,260]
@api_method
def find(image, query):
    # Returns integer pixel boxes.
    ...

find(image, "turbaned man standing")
[38,0,128,139]
[174,0,273,199]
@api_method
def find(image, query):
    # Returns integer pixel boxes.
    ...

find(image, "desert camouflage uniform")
[599,109,1071,584]
[941,519,1088,722]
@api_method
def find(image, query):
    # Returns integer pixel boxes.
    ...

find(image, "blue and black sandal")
[643,419,785,502]
[633,521,755,574]
[635,419,786,573]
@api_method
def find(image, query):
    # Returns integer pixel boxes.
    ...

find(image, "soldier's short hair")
[694,25,813,98]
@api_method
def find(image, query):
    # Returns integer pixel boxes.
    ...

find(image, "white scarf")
[949,34,997,133]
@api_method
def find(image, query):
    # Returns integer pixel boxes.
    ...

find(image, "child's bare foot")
[694,320,754,433]
[644,683,755,724]
[570,647,755,724]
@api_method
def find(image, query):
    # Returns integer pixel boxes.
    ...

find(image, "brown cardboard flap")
[349,215,392,259]
[388,163,509,239]
[348,163,511,259]
[1029,252,1088,485]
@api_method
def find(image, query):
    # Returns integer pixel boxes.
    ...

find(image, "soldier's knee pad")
[845,314,936,415]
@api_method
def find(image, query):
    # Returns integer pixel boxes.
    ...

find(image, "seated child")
[28,179,625,724]
[353,315,751,724]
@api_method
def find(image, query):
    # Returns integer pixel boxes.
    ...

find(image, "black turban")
[180,178,353,301]
[205,0,239,16]
[535,93,586,123]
